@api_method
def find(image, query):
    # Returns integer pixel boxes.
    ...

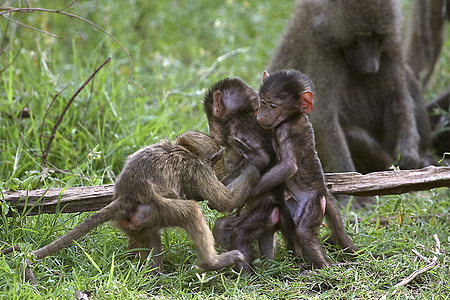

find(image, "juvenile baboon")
[203,77,297,274]
[250,70,358,267]
[268,0,431,176]
[32,131,260,272]
[204,76,358,271]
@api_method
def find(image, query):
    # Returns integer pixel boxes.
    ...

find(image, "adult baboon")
[268,0,431,176]
[405,0,448,87]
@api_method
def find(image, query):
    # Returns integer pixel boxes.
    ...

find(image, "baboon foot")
[198,250,244,271]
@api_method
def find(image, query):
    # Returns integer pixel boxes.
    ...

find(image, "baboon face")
[257,70,314,129]
[256,96,286,129]
[342,34,381,74]
[203,78,259,145]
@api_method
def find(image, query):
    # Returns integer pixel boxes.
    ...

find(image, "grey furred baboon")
[32,131,260,272]
[268,0,431,176]
[405,0,449,88]
[405,0,450,157]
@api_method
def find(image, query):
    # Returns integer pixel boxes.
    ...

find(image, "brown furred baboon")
[249,70,358,267]
[32,131,260,272]
[268,0,431,177]
[203,77,297,274]
[204,76,359,271]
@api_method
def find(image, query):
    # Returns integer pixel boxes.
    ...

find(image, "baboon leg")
[296,226,330,268]
[258,231,275,260]
[161,199,244,271]
[127,228,163,272]
[288,197,330,267]
[230,207,275,274]
[344,124,393,173]
[278,198,301,255]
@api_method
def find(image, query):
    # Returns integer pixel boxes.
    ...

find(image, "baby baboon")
[203,77,297,274]
[32,131,260,272]
[268,0,431,175]
[250,70,358,267]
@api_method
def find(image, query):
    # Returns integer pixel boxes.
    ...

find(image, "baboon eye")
[270,103,277,109]
[260,99,266,106]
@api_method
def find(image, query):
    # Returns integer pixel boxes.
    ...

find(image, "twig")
[39,87,67,156]
[40,57,111,171]
[378,234,442,300]
[0,6,133,81]
[0,13,62,38]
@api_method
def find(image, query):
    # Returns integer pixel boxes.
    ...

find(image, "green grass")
[1,1,449,299]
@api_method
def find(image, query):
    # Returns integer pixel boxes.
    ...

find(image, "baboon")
[204,76,358,271]
[405,0,450,157]
[250,70,358,267]
[268,0,431,176]
[428,85,450,156]
[203,77,297,274]
[405,0,448,87]
[32,131,260,272]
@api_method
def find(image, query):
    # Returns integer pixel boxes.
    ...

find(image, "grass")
[1,0,449,299]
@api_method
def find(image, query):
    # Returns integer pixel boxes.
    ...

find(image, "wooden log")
[2,166,449,216]
[2,184,114,215]
[325,165,450,196]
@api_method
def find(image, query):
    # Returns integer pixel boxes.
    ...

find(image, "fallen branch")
[325,165,450,196]
[378,234,442,300]
[1,166,449,216]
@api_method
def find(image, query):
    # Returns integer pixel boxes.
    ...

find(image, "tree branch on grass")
[2,166,449,216]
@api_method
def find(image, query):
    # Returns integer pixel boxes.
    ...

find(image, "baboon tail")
[32,201,120,260]
[324,195,358,253]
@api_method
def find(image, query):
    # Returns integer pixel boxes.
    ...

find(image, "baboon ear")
[213,90,224,118]
[262,70,270,82]
[300,91,314,114]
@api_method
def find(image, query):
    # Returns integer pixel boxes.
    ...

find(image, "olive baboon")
[204,75,359,271]
[32,131,260,272]
[249,70,358,267]
[405,0,448,87]
[268,0,431,176]
[203,77,297,274]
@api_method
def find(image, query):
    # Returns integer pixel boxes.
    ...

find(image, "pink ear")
[300,91,314,114]
[262,70,270,82]
[213,90,224,118]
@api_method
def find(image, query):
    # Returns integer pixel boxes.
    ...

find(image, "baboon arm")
[308,54,357,173]
[206,165,260,213]
[251,136,297,197]
[230,129,271,172]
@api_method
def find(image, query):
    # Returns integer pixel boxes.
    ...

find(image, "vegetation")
[1,1,449,299]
